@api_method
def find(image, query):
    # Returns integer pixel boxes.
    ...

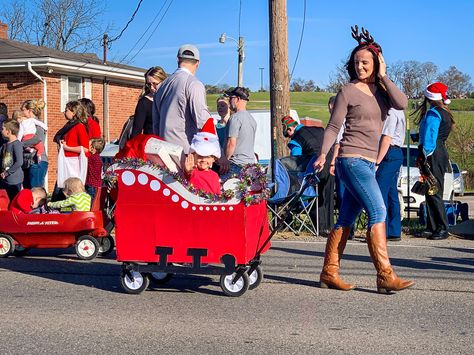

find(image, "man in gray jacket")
[152,44,210,153]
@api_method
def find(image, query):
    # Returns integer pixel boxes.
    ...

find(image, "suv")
[451,162,467,196]
[398,145,454,210]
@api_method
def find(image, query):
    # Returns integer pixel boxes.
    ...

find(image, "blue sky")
[66,1,474,90]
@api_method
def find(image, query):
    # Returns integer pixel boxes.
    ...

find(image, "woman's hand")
[312,154,326,172]
[378,53,387,78]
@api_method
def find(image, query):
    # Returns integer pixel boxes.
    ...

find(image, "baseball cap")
[225,87,250,101]
[177,44,200,61]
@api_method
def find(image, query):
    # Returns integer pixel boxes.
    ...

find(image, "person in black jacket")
[413,82,454,240]
[282,116,335,235]
[130,66,167,138]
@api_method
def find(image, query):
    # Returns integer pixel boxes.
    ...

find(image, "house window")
[60,75,84,110]
[68,77,82,101]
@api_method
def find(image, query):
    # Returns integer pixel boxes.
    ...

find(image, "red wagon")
[0,189,114,260]
[111,162,271,297]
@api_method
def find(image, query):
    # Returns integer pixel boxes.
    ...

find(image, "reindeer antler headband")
[351,25,381,55]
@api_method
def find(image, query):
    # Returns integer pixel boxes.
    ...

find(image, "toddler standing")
[85,138,105,201]
[0,120,24,201]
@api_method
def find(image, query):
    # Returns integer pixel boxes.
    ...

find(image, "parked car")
[451,162,467,196]
[398,145,454,210]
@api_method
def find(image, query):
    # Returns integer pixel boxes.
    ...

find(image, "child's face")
[32,193,44,209]
[1,126,10,138]
[89,143,96,154]
[64,108,74,120]
[194,154,215,171]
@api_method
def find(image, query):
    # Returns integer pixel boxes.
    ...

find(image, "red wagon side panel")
[114,169,270,265]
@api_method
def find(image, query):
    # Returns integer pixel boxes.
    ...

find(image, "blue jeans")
[335,157,386,228]
[24,161,48,188]
[376,146,403,237]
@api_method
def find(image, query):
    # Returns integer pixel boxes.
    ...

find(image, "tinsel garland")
[103,158,270,206]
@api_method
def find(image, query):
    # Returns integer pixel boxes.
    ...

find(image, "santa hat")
[281,115,298,129]
[189,118,221,158]
[424,82,451,105]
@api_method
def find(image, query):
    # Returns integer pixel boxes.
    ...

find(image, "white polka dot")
[163,188,170,196]
[229,206,234,211]
[221,207,226,211]
[122,171,135,186]
[213,207,217,211]
[205,207,210,211]
[181,201,189,209]
[192,206,196,211]
[171,195,179,202]
[199,206,203,211]
[150,180,161,191]
[138,173,148,185]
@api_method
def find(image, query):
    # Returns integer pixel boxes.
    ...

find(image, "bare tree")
[1,0,108,52]
[326,60,349,93]
[438,66,473,98]
[448,120,474,172]
[388,60,439,98]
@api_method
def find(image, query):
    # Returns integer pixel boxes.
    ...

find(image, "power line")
[127,0,174,63]
[107,0,144,47]
[289,0,306,82]
[115,0,171,65]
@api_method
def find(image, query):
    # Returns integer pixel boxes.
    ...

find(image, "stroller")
[268,156,320,236]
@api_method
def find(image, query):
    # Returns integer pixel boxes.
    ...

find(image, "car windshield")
[452,163,460,173]
[401,147,419,167]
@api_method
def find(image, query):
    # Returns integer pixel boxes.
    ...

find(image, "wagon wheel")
[75,235,100,260]
[248,265,263,290]
[121,270,150,294]
[98,235,115,257]
[220,272,250,297]
[13,245,31,257]
[0,234,15,258]
[148,272,173,285]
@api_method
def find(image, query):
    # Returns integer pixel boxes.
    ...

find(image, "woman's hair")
[21,99,45,118]
[142,66,167,96]
[216,95,229,104]
[346,43,382,83]
[63,177,85,195]
[65,100,89,127]
[78,98,99,123]
[412,97,455,126]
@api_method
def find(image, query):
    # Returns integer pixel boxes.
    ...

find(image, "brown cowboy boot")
[320,227,355,291]
[367,222,415,294]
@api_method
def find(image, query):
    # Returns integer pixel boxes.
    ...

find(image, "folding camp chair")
[268,158,319,236]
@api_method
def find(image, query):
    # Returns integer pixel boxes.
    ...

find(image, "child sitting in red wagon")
[9,187,47,214]
[184,118,222,195]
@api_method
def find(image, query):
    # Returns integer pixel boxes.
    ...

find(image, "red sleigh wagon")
[108,135,271,297]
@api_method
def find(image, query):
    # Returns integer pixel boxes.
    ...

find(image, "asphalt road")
[1,238,473,354]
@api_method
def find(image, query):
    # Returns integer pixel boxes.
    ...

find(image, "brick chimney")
[0,21,8,40]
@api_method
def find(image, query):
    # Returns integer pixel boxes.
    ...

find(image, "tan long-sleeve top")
[321,76,408,161]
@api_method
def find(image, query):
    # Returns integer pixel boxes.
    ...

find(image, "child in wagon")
[47,177,91,212]
[184,118,222,195]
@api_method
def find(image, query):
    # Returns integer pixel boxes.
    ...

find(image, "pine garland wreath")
[103,158,270,206]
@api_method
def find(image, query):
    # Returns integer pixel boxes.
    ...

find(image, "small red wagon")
[0,189,114,260]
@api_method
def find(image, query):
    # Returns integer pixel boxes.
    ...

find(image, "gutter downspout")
[27,62,48,190]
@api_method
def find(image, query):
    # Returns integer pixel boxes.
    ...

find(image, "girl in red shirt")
[53,101,90,191]
[79,98,102,139]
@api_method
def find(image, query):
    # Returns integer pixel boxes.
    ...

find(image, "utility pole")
[259,67,264,91]
[102,33,109,141]
[269,0,290,167]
